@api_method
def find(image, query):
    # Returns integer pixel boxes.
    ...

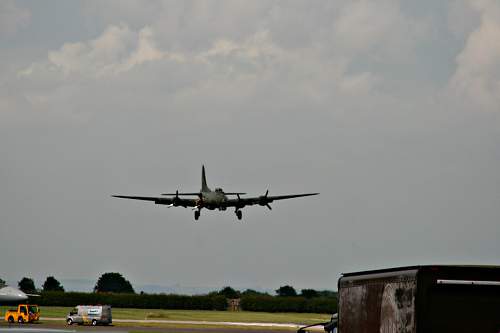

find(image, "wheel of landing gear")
[194,211,200,220]
[237,210,242,220]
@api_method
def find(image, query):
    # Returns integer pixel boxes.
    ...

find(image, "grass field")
[0,306,330,325]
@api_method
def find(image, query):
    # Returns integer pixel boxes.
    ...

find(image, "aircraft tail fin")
[201,165,210,192]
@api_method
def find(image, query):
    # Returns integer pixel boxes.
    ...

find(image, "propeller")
[259,189,272,210]
[168,190,180,208]
[193,192,203,210]
[235,193,244,210]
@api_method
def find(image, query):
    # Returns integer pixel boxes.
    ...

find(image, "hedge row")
[38,292,227,311]
[37,292,337,314]
[240,295,337,314]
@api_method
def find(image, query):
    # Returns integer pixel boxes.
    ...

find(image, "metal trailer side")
[338,268,418,333]
[415,265,500,332]
[337,265,500,333]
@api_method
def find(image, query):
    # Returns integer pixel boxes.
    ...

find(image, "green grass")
[1,306,330,325]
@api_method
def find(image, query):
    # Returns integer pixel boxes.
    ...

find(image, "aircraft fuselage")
[200,188,228,210]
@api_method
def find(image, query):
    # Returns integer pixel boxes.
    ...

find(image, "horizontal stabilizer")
[161,192,200,196]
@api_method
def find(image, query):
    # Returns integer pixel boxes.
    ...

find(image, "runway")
[39,318,304,329]
[0,321,312,333]
[0,325,299,333]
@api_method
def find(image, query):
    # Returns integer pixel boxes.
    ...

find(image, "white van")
[66,305,112,326]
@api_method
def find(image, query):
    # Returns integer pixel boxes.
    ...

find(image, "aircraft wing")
[226,192,319,209]
[112,195,197,207]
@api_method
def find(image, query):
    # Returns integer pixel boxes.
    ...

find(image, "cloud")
[0,1,31,37]
[12,1,445,121]
[449,0,500,111]
[18,24,376,112]
[3,1,500,290]
[39,25,180,78]
[448,0,480,39]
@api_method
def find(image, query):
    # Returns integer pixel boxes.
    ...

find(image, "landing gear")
[235,210,242,220]
[194,210,200,220]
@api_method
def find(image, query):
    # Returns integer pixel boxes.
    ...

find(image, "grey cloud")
[0,1,31,38]
[1,1,500,291]
[448,0,500,112]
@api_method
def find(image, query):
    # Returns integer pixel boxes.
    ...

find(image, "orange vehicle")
[4,304,40,323]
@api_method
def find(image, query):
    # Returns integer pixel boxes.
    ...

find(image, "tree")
[94,272,134,293]
[18,277,36,293]
[241,289,268,296]
[275,285,297,297]
[301,289,319,298]
[0,278,5,288]
[317,290,337,298]
[218,286,240,299]
[42,276,65,292]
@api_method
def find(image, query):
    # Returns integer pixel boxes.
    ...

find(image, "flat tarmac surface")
[0,323,300,333]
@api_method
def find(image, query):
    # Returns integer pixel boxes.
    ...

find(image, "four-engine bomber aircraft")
[113,166,318,220]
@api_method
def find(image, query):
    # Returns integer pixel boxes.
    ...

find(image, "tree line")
[0,276,65,293]
[1,273,130,294]
[2,273,337,313]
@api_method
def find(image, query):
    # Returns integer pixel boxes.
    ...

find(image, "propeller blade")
[265,190,269,197]
[266,203,272,210]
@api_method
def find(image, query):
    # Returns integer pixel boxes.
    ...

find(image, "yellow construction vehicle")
[4,304,40,323]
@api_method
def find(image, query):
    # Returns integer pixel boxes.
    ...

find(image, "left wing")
[112,195,197,207]
[226,191,319,210]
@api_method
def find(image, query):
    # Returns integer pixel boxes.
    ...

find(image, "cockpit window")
[215,188,223,192]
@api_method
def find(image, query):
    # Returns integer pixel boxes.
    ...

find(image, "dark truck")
[300,265,500,333]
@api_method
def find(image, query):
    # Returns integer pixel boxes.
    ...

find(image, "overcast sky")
[1,0,500,293]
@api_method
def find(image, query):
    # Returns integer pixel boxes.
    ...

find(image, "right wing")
[225,192,319,209]
[112,195,197,207]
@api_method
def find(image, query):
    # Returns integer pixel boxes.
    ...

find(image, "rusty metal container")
[338,265,500,333]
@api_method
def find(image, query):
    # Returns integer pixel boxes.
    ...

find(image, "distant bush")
[300,289,319,298]
[37,291,336,313]
[240,295,336,313]
[275,285,297,297]
[42,276,65,292]
[18,277,36,294]
[94,273,134,294]
[38,291,227,311]
[217,286,240,299]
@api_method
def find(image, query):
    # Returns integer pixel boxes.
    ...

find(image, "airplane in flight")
[113,166,319,220]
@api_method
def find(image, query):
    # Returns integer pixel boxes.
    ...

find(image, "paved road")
[40,318,307,330]
[0,322,307,333]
